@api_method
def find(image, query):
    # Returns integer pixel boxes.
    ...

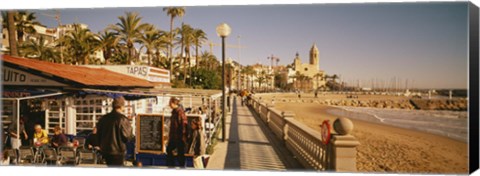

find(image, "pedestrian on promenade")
[166,97,188,168]
[240,89,247,106]
[96,96,133,167]
[187,119,206,169]
[51,125,68,149]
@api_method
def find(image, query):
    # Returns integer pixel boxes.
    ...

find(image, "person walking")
[9,118,27,150]
[166,97,188,168]
[96,96,133,167]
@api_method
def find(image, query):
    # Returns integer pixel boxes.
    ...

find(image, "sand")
[260,94,468,174]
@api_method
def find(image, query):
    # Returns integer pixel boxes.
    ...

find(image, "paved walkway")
[207,96,302,171]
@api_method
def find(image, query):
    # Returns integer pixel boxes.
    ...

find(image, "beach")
[260,93,468,173]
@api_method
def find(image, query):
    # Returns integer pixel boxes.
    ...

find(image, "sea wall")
[274,98,467,111]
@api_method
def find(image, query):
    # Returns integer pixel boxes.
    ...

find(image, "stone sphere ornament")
[333,117,354,135]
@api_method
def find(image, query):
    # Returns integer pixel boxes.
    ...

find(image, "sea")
[326,106,468,143]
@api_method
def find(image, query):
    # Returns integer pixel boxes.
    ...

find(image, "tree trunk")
[84,55,89,65]
[183,46,190,84]
[155,50,160,64]
[103,48,110,65]
[180,42,185,82]
[169,17,174,80]
[7,11,18,57]
[17,30,24,44]
[147,49,151,66]
[195,42,199,69]
[128,45,133,65]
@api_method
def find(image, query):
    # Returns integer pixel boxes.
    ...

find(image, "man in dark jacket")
[96,96,133,167]
[166,97,188,168]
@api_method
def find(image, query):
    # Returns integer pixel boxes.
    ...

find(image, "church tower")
[310,43,319,70]
[294,52,301,70]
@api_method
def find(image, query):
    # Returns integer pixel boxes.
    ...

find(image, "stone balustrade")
[249,97,360,172]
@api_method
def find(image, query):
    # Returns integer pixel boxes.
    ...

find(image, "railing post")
[281,111,295,142]
[257,101,263,113]
[330,117,360,172]
[266,103,275,124]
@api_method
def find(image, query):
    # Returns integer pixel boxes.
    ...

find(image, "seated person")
[51,126,68,149]
[85,127,100,150]
[33,124,49,147]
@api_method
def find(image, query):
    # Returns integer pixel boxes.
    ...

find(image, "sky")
[27,2,469,89]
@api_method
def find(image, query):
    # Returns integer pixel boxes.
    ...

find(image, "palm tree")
[331,74,339,83]
[109,43,129,65]
[138,24,161,66]
[2,11,41,44]
[61,24,99,64]
[109,12,149,64]
[20,36,59,62]
[6,11,18,56]
[98,30,120,65]
[153,31,169,64]
[192,28,207,69]
[163,7,185,80]
[177,23,194,83]
[14,11,41,43]
[257,70,269,90]
[241,65,256,90]
[199,51,218,70]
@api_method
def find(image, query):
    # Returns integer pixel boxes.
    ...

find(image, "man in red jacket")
[166,97,188,168]
[96,96,133,167]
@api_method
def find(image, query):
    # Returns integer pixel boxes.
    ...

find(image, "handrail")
[248,96,359,172]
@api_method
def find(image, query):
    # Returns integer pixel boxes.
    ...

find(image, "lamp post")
[216,23,231,142]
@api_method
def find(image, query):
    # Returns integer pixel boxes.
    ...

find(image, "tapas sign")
[321,120,331,145]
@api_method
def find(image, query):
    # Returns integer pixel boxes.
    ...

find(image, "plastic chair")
[58,146,77,165]
[73,137,86,150]
[42,147,59,165]
[18,146,35,164]
[4,149,18,165]
[77,149,96,165]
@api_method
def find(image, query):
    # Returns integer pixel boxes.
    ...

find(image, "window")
[304,68,308,71]
[74,97,109,133]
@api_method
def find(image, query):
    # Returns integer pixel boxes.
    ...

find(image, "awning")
[2,89,66,100]
[138,88,222,98]
[77,88,157,100]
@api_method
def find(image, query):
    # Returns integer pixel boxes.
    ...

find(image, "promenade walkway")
[207,96,302,170]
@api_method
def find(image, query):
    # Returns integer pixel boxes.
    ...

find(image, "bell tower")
[294,52,301,70]
[310,43,319,70]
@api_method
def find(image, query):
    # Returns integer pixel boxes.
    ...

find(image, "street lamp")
[216,23,231,142]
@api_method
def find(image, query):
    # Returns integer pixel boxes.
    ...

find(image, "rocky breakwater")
[275,97,467,111]
[409,99,468,111]
[320,99,416,110]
